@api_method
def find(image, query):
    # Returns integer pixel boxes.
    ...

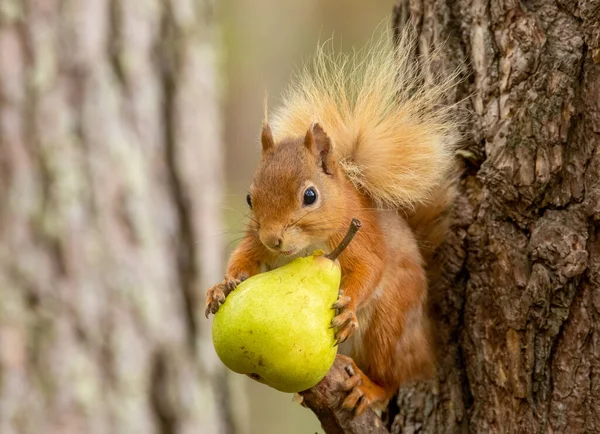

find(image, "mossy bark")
[0,1,234,433]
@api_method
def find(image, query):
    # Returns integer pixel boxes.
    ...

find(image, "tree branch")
[299,356,390,434]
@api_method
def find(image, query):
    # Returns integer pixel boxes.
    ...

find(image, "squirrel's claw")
[226,278,240,291]
[342,386,364,411]
[343,373,362,391]
[332,294,351,310]
[336,354,386,417]
[331,309,355,328]
[204,284,226,318]
[342,383,383,416]
[331,290,358,345]
[204,276,242,318]
[332,310,358,345]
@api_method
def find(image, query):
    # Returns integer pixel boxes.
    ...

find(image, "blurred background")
[0,1,392,433]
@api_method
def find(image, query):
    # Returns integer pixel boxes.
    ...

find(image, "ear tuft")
[261,122,275,154]
[304,122,335,174]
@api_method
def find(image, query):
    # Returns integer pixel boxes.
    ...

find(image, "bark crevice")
[388,1,600,432]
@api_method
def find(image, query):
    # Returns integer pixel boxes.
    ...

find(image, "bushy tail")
[404,172,459,262]
[270,25,462,254]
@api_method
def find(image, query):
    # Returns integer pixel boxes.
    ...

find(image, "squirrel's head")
[246,122,346,256]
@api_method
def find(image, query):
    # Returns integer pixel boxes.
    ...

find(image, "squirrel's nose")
[261,234,283,250]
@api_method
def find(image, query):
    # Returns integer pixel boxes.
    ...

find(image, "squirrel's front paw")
[204,276,243,318]
[331,290,358,345]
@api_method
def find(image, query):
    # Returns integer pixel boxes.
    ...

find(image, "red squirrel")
[205,28,461,415]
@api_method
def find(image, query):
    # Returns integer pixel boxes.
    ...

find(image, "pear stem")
[325,218,362,261]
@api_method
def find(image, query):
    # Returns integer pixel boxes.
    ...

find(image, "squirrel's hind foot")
[335,354,389,417]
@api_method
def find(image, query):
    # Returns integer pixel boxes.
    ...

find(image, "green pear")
[212,250,341,393]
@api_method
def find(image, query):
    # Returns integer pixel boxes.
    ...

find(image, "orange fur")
[270,27,461,210]
[205,26,460,415]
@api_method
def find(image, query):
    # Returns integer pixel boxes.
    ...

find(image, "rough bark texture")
[389,1,600,433]
[0,1,231,433]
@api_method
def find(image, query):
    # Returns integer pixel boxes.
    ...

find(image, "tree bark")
[0,1,232,433]
[389,0,600,433]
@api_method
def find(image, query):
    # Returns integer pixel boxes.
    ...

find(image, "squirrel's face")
[246,122,346,256]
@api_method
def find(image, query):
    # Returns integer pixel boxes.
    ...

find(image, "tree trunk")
[0,1,232,433]
[389,0,600,433]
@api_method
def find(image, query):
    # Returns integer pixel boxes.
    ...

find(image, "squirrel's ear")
[304,122,335,175]
[261,122,275,154]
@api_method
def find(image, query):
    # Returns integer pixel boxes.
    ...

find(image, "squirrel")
[205,27,462,416]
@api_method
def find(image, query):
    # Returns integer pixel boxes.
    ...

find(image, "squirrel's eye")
[246,193,252,209]
[303,187,317,206]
